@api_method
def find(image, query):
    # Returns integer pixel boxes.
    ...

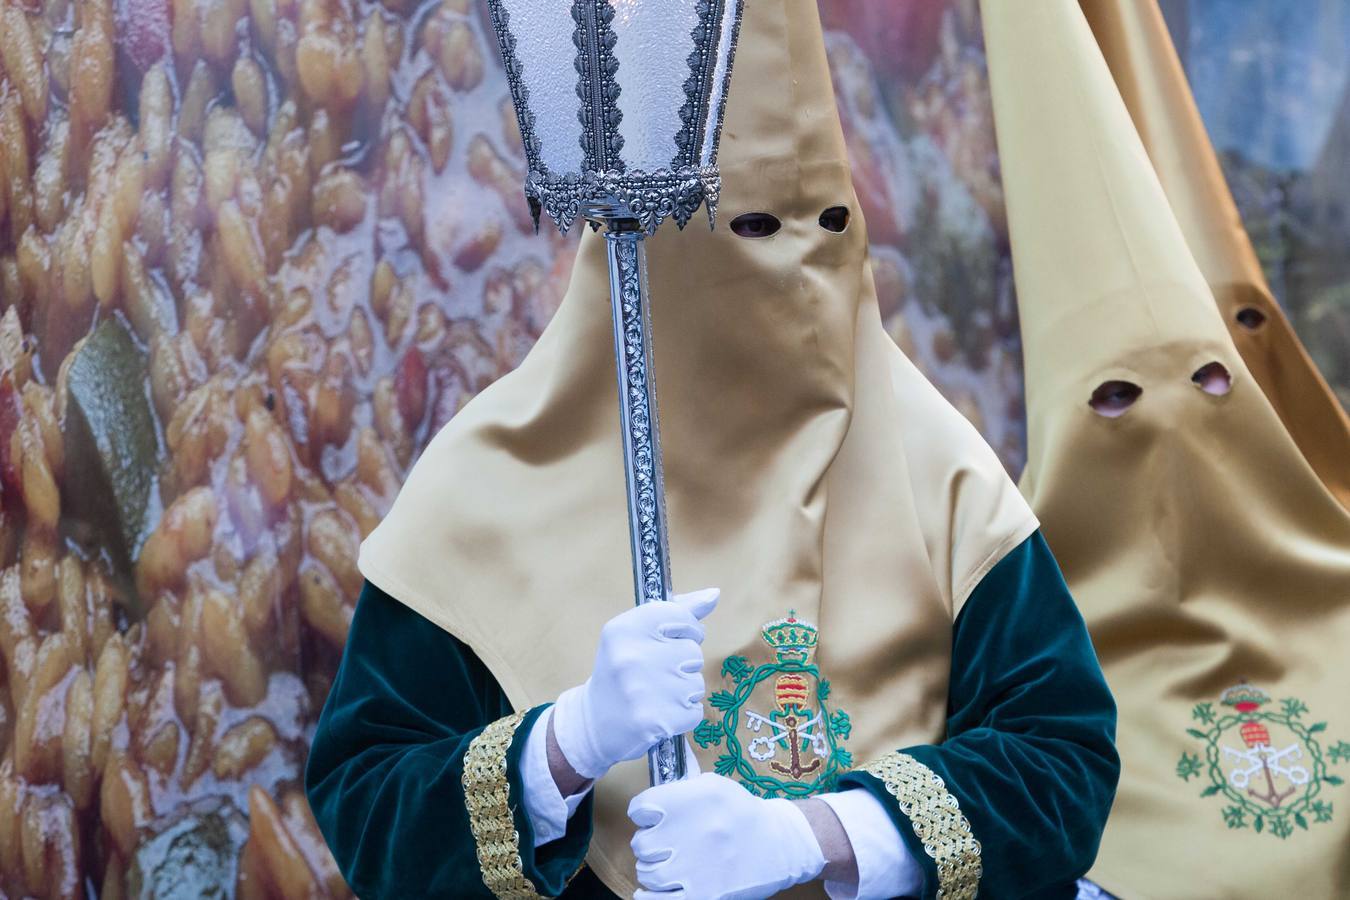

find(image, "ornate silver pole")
[481,0,744,787]
[600,216,685,785]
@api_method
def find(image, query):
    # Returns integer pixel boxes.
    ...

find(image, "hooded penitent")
[1081,0,1350,509]
[984,0,1350,896]
[359,0,1034,895]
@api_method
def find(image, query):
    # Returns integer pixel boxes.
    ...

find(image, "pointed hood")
[1082,0,1350,508]
[984,0,1350,895]
[361,1,1034,894]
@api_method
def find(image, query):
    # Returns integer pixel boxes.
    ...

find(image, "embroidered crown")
[1221,683,1270,711]
[760,613,819,653]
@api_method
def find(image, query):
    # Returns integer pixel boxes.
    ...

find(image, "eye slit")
[1088,380,1142,418]
[818,205,850,233]
[729,212,781,239]
[1192,361,1232,396]
[1235,307,1267,330]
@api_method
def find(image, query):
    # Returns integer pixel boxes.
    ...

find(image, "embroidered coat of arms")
[1176,683,1350,839]
[693,613,853,798]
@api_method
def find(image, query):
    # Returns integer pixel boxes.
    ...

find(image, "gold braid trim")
[862,752,982,900]
[462,711,549,899]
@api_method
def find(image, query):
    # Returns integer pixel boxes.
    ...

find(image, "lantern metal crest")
[484,0,744,786]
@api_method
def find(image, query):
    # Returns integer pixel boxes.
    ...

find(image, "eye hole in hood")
[1089,380,1142,418]
[818,206,850,233]
[1235,307,1267,331]
[1192,362,1232,396]
[730,212,782,239]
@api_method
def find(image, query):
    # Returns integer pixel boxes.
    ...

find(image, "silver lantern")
[484,0,744,786]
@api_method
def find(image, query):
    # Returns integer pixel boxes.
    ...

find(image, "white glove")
[628,773,826,900]
[551,589,719,780]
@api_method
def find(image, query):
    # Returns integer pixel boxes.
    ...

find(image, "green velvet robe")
[304,531,1118,899]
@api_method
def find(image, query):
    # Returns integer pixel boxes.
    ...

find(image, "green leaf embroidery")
[693,719,724,749]
[1176,752,1203,782]
[1328,741,1350,765]
[722,656,753,683]
[1200,784,1222,797]
[1223,806,1247,829]
[714,754,738,776]
[817,679,831,701]
[1325,775,1345,786]
[1312,800,1334,824]
[1308,722,1328,734]
[1271,817,1293,839]
[1281,698,1310,720]
[1254,815,1265,834]
[1295,813,1309,830]
[1186,728,1208,741]
[833,748,854,770]
[1192,703,1215,725]
[830,709,853,741]
[709,690,737,711]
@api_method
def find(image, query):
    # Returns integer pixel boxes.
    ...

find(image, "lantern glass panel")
[499,0,585,173]
[611,0,701,172]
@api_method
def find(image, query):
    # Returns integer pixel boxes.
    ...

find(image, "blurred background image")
[0,0,1344,895]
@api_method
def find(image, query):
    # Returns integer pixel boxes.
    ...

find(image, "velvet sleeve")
[836,531,1120,900]
[304,581,594,899]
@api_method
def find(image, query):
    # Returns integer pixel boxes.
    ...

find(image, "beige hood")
[1082,0,1350,508]
[984,0,1350,896]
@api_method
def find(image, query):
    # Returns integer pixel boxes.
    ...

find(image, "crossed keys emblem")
[1224,742,1311,808]
[744,708,830,779]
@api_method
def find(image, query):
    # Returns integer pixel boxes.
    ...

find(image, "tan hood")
[983,0,1350,896]
[1082,0,1350,508]
[360,0,1035,894]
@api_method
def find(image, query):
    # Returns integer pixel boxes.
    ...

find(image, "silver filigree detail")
[700,0,743,187]
[484,0,543,170]
[605,231,684,785]
[651,737,684,786]
[573,0,623,172]
[674,0,741,171]
[526,165,720,234]
[612,238,668,605]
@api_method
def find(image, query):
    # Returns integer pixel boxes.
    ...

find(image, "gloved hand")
[551,589,719,780]
[628,773,826,900]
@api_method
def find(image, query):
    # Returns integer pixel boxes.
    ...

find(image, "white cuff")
[818,788,923,900]
[520,707,592,847]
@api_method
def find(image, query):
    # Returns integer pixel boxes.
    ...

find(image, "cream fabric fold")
[1081,0,1350,509]
[360,1,1034,895]
[984,1,1350,896]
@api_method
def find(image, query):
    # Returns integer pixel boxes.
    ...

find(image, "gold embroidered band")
[862,752,982,900]
[463,711,547,899]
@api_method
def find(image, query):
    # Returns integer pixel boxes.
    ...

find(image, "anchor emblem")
[1223,743,1310,808]
[745,703,829,779]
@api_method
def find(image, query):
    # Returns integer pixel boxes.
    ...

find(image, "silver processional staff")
[483,0,744,786]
